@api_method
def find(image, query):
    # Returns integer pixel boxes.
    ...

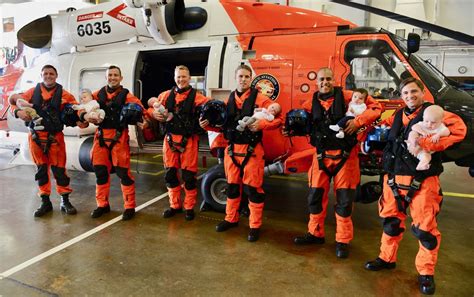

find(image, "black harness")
[383,102,443,212]
[224,89,262,177]
[164,87,198,152]
[310,87,357,177]
[97,86,129,152]
[30,83,63,153]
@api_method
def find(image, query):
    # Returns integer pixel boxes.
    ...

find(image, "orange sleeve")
[418,111,467,152]
[60,90,78,106]
[256,94,282,131]
[157,91,170,107]
[194,92,210,107]
[10,88,34,112]
[351,93,383,128]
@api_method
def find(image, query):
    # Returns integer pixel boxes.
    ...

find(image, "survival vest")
[382,102,444,212]
[383,102,443,177]
[97,86,129,129]
[223,88,262,177]
[309,87,358,177]
[223,88,262,145]
[31,83,63,133]
[164,87,198,137]
[309,87,357,152]
[96,86,129,150]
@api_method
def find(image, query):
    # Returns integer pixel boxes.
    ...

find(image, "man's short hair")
[399,77,424,92]
[41,64,57,74]
[175,65,190,74]
[107,65,121,76]
[235,64,252,75]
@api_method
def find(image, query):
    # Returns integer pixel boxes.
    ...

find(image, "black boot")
[365,257,396,271]
[215,220,238,232]
[122,208,135,221]
[34,195,53,217]
[418,275,435,295]
[185,209,195,221]
[163,207,183,218]
[91,205,111,218]
[60,194,77,215]
[294,232,325,245]
[335,242,349,258]
[248,228,260,242]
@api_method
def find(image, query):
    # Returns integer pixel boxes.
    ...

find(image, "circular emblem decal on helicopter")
[251,73,280,101]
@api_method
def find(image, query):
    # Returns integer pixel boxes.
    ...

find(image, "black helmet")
[285,109,312,136]
[120,103,143,125]
[61,104,80,127]
[200,100,227,127]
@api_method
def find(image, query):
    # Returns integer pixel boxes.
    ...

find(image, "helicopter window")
[79,68,107,97]
[344,39,409,99]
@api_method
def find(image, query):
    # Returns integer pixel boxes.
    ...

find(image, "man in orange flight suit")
[150,65,209,221]
[11,64,84,217]
[83,65,148,221]
[292,67,382,258]
[365,77,466,295]
[200,64,282,242]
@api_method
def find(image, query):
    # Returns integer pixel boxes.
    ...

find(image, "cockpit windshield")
[344,38,410,99]
[388,31,448,96]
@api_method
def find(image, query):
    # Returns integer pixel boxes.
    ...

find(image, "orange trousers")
[163,134,199,210]
[378,174,442,275]
[91,129,135,209]
[29,131,72,196]
[306,148,360,243]
[224,142,265,229]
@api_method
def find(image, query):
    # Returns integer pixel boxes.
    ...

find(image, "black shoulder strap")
[311,92,322,122]
[97,87,108,108]
[330,87,346,120]
[241,88,258,117]
[116,88,129,106]
[226,91,237,120]
[388,108,404,141]
[31,83,43,108]
[51,84,63,111]
[165,88,176,112]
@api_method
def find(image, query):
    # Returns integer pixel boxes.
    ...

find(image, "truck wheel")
[356,181,382,204]
[200,164,227,212]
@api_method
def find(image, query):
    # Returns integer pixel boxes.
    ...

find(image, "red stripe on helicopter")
[107,3,136,28]
[77,12,104,22]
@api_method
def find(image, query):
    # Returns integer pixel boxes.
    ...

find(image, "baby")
[236,102,281,132]
[73,89,105,121]
[406,105,450,171]
[15,98,44,131]
[329,88,368,138]
[148,97,174,122]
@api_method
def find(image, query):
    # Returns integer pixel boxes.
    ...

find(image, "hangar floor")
[0,151,473,296]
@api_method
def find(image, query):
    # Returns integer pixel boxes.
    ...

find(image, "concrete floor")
[0,151,473,296]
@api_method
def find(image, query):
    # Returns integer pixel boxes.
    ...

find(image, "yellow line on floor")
[131,159,163,165]
[268,175,307,182]
[444,192,474,199]
[152,154,162,159]
[131,169,165,176]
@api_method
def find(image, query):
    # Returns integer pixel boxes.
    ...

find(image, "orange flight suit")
[377,105,466,275]
[302,89,382,243]
[222,89,282,228]
[152,87,209,211]
[18,84,78,196]
[91,86,147,210]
